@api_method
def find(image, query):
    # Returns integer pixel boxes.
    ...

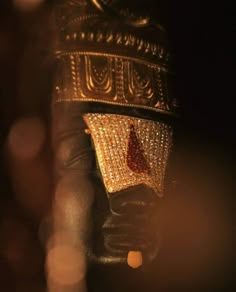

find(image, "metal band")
[53,53,178,116]
[53,0,179,118]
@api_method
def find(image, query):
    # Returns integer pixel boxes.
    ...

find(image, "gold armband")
[53,0,179,197]
[84,113,173,195]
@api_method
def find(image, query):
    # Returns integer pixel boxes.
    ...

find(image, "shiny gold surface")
[54,0,179,117]
[54,53,177,116]
[83,113,173,195]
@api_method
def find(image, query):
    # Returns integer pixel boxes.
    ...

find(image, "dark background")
[0,0,233,291]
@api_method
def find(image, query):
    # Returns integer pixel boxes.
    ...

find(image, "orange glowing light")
[127,251,143,269]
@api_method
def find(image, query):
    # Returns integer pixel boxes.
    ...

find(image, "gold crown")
[53,0,179,117]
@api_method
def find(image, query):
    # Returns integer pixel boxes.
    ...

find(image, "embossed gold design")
[53,1,179,115]
[60,30,169,62]
[84,55,114,96]
[54,53,177,116]
[126,61,155,104]
[83,113,173,196]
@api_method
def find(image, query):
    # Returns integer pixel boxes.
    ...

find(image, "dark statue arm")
[48,0,179,287]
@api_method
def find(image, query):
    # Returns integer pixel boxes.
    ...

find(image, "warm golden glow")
[84,113,173,196]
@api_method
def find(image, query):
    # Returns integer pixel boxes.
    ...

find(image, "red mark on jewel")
[127,124,150,174]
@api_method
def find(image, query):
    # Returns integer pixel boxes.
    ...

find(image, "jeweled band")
[83,114,173,195]
[53,0,179,117]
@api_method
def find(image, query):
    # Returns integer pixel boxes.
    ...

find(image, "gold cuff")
[83,113,173,196]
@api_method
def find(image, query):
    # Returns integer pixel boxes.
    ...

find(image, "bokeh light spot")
[13,0,44,12]
[46,245,86,286]
[8,117,46,160]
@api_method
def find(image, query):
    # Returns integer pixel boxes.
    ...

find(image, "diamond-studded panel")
[83,113,173,196]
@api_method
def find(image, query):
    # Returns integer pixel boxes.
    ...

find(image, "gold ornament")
[83,113,173,196]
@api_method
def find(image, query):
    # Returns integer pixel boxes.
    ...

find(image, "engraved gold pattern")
[60,30,169,62]
[83,113,173,196]
[54,53,177,116]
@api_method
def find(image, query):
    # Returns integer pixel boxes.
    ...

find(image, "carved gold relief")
[84,56,113,95]
[54,52,177,116]
[125,61,155,106]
